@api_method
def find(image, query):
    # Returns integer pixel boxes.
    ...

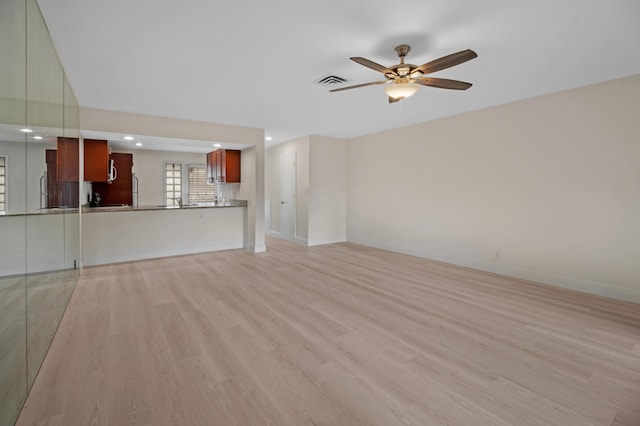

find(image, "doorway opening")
[279,151,296,242]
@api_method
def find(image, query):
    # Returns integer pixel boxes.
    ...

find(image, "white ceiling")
[37,0,640,148]
[81,130,250,153]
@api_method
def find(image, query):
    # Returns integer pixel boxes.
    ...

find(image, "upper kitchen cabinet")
[45,149,60,208]
[46,148,79,208]
[206,151,216,184]
[56,137,79,182]
[207,149,241,183]
[84,139,109,182]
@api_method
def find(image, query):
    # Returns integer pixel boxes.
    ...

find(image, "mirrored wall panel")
[0,0,80,424]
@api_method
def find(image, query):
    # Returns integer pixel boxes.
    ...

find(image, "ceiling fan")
[330,44,477,103]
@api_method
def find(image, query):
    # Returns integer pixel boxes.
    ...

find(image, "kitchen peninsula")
[82,200,247,266]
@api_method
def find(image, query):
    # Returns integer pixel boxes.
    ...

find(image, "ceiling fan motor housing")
[395,44,411,58]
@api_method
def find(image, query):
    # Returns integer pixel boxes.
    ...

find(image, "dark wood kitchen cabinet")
[84,139,109,182]
[56,137,79,182]
[92,153,133,205]
[206,151,215,183]
[46,149,60,207]
[206,149,241,183]
[46,148,79,208]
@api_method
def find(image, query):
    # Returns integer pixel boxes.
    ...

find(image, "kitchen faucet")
[172,197,182,207]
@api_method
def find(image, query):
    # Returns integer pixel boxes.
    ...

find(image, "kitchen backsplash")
[83,182,93,206]
[218,182,240,199]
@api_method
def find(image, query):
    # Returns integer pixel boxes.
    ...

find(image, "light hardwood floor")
[16,238,640,425]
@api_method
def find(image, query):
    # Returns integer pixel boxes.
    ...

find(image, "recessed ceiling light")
[135,142,143,146]
[33,136,43,140]
[265,136,272,141]
[123,136,134,141]
[213,143,222,148]
[20,128,33,133]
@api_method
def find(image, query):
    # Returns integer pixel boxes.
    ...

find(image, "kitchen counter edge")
[1,200,248,217]
[83,200,248,213]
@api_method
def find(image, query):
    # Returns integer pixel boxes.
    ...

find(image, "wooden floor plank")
[16,237,640,426]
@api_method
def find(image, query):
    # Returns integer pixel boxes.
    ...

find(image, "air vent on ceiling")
[316,74,348,86]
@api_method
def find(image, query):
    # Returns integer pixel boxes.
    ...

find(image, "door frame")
[279,151,296,242]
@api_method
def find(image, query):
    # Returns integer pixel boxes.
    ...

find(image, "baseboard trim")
[294,236,308,246]
[83,243,244,267]
[307,237,347,246]
[0,262,77,277]
[252,244,267,253]
[346,237,640,305]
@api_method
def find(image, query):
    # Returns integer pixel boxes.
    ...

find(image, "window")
[164,162,214,206]
[187,166,214,204]
[0,156,5,214]
[165,162,182,206]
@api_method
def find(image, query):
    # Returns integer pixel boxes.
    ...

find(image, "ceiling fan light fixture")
[332,45,476,103]
[384,82,419,100]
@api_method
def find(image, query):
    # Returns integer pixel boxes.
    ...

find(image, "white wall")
[308,136,347,245]
[266,136,310,242]
[120,148,208,206]
[80,108,265,253]
[266,135,348,246]
[347,74,640,303]
[0,212,79,275]
[240,146,265,252]
[82,207,244,266]
[0,140,56,213]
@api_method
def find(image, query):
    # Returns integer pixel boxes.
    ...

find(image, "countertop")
[0,200,248,217]
[1,207,79,217]
[82,200,247,213]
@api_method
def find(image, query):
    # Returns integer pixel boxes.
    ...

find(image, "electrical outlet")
[494,250,501,260]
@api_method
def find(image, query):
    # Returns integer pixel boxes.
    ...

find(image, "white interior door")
[280,152,296,241]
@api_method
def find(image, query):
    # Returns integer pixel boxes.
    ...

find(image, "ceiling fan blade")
[410,49,477,76]
[350,57,397,76]
[388,96,403,104]
[414,77,472,90]
[329,80,388,92]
